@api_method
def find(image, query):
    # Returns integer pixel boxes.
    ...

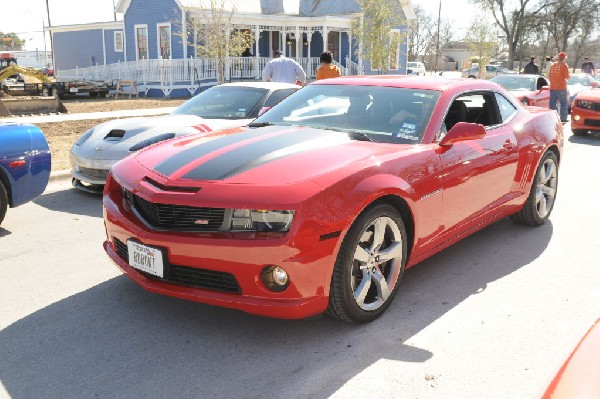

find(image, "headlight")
[576,100,593,110]
[128,133,176,151]
[231,209,294,232]
[75,129,94,146]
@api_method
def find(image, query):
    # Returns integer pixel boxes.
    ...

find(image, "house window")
[135,24,148,60]
[114,31,124,52]
[157,23,171,59]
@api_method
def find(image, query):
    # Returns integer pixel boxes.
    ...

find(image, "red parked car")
[491,74,551,108]
[570,87,600,136]
[102,76,563,323]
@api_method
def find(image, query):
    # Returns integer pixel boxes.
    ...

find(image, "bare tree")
[541,0,600,55]
[407,5,436,62]
[185,0,253,83]
[470,0,553,69]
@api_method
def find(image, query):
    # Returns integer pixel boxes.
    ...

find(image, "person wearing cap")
[262,50,306,85]
[316,51,341,80]
[523,56,540,75]
[581,57,596,76]
[548,52,570,123]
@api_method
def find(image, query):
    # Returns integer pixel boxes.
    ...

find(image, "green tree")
[0,32,25,51]
[465,16,499,78]
[354,0,409,73]
[185,0,253,83]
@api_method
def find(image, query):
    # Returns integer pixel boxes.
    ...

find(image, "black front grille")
[79,167,109,179]
[113,238,241,294]
[131,193,226,232]
[584,119,600,127]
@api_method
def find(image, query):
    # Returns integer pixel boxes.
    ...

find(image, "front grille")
[113,238,241,294]
[131,193,226,232]
[79,167,109,180]
[584,119,600,127]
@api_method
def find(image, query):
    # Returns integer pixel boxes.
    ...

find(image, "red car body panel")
[570,88,600,132]
[102,76,563,319]
[542,318,600,398]
[510,87,551,108]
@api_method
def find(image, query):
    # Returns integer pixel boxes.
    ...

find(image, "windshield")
[251,84,441,144]
[172,86,268,119]
[568,76,590,86]
[492,76,535,91]
[408,62,418,68]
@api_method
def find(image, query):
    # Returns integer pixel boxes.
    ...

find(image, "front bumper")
[571,107,600,132]
[70,148,118,185]
[102,186,338,319]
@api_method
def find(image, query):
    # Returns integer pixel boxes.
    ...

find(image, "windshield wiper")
[247,121,273,127]
[349,132,374,142]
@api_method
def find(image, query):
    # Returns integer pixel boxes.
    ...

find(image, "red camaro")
[103,76,563,323]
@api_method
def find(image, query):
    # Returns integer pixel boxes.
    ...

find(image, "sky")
[4,0,475,52]
[3,0,121,51]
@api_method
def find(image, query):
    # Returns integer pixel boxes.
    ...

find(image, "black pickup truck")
[23,80,112,98]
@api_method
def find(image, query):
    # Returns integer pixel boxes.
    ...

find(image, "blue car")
[0,122,51,226]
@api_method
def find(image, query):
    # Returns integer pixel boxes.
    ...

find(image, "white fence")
[56,57,362,97]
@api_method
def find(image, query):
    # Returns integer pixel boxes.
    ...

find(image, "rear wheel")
[89,92,99,98]
[510,151,558,226]
[327,203,407,323]
[572,129,588,136]
[0,182,8,226]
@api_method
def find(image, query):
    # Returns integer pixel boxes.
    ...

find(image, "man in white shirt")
[262,50,306,85]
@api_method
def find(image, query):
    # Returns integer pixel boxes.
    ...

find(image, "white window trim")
[114,31,124,53]
[134,24,148,60]
[157,22,172,60]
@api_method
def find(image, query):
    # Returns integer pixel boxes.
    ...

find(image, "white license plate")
[127,241,164,278]
[69,87,79,93]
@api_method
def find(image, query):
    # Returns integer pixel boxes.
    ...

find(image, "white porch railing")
[56,57,362,96]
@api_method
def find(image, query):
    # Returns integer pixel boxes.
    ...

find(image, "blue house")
[50,0,415,97]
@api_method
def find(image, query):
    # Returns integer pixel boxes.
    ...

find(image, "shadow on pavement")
[568,131,600,146]
[0,218,553,398]
[33,186,103,218]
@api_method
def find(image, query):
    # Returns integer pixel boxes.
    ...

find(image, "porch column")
[338,31,342,63]
[348,31,352,65]
[322,28,328,52]
[295,27,301,58]
[281,31,286,56]
[182,10,188,59]
[254,25,260,79]
[307,31,312,59]
[358,16,363,72]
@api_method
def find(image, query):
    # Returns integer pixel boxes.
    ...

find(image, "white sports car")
[70,82,299,192]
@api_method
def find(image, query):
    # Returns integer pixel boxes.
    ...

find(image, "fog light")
[573,114,581,121]
[261,266,289,292]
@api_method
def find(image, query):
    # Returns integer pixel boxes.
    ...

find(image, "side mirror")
[439,122,486,147]
[258,106,271,117]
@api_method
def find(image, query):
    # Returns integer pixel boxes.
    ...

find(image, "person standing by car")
[523,56,540,75]
[316,51,341,80]
[543,56,553,77]
[581,57,596,76]
[549,52,571,123]
[262,50,306,85]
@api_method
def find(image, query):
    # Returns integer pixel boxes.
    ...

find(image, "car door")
[439,91,520,234]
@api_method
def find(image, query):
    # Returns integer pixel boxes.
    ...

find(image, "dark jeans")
[550,89,569,121]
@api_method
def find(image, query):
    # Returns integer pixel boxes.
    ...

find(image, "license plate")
[69,87,79,93]
[127,241,164,278]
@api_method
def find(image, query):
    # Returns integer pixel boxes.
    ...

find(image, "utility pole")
[112,0,117,21]
[434,0,441,73]
[45,0,55,69]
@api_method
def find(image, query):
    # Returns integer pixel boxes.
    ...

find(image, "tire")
[89,92,99,98]
[468,75,476,79]
[42,86,50,97]
[0,182,8,226]
[510,151,558,226]
[572,129,588,136]
[99,92,107,98]
[327,203,407,323]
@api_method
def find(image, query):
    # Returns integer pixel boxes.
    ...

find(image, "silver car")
[462,64,518,79]
[70,82,299,192]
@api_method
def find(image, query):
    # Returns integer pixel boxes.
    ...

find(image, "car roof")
[312,75,502,92]
[218,82,299,89]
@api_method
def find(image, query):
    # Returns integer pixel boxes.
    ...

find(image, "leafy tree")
[354,0,409,73]
[185,0,253,83]
[0,32,25,51]
[465,16,499,77]
[540,0,600,55]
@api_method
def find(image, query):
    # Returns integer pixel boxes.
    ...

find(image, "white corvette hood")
[72,114,253,161]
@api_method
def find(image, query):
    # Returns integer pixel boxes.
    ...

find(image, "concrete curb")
[49,170,72,184]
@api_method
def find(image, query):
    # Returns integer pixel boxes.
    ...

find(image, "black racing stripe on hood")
[153,129,269,176]
[182,129,337,180]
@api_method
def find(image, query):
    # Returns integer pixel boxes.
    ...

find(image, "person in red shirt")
[548,52,571,122]
[316,51,342,80]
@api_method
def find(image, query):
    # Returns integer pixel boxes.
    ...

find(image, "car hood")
[568,84,592,97]
[573,88,600,101]
[74,114,253,160]
[128,125,415,187]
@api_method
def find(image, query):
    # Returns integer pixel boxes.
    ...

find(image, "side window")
[264,89,298,107]
[452,92,502,127]
[495,93,517,122]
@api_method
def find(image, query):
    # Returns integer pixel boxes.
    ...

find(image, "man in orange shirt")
[548,52,570,122]
[316,51,342,80]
